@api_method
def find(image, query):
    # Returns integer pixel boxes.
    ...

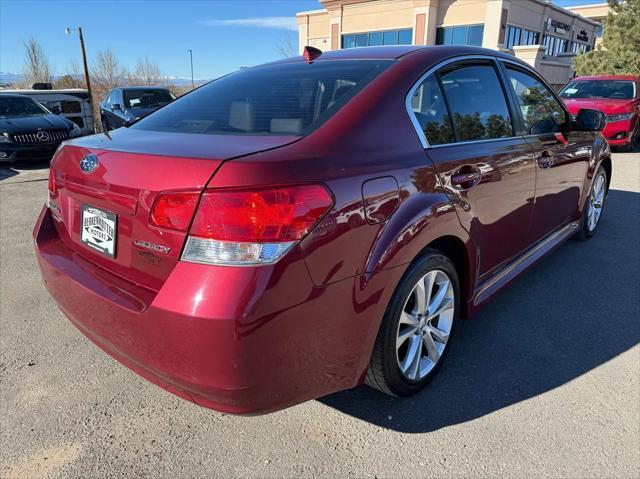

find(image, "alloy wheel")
[587,172,606,232]
[396,269,454,381]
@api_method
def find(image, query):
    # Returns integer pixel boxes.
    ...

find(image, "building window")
[571,42,592,54]
[595,25,603,38]
[341,28,413,48]
[542,35,568,56]
[435,25,484,47]
[505,25,541,49]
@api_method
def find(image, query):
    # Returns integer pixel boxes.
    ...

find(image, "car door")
[501,63,591,243]
[411,59,537,278]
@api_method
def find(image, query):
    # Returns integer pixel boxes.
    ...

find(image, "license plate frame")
[80,205,117,258]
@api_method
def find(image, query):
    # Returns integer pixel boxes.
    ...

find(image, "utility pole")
[78,27,92,101]
[187,49,194,89]
[65,27,92,102]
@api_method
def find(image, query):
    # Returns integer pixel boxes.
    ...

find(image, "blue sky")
[0,0,603,80]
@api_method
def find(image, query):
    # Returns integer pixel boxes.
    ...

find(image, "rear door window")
[439,63,514,142]
[505,66,568,135]
[132,60,392,136]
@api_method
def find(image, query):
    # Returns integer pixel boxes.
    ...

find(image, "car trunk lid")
[50,128,299,291]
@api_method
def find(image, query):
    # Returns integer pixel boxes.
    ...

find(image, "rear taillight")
[182,184,333,265]
[48,168,56,196]
[150,191,200,231]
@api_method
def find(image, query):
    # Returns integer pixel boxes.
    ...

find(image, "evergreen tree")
[573,0,640,75]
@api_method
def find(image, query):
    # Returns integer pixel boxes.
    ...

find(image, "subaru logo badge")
[80,154,99,174]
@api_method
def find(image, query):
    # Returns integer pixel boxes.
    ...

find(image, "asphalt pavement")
[1,150,638,478]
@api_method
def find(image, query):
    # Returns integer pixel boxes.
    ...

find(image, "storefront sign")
[546,17,570,34]
[576,29,589,42]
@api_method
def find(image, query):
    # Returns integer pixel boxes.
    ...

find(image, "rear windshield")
[560,80,637,100]
[131,60,392,136]
[124,89,175,108]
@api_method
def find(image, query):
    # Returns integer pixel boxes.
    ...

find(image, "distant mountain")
[0,71,209,88]
[164,76,210,86]
[0,71,24,85]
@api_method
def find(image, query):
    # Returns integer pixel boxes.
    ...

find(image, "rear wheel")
[575,165,607,240]
[365,250,459,396]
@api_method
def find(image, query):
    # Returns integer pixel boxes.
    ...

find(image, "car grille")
[11,129,69,144]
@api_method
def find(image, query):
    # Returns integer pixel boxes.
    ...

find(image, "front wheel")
[365,250,459,397]
[575,165,607,240]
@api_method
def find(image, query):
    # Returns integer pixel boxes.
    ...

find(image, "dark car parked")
[0,94,81,163]
[36,46,611,414]
[100,86,175,131]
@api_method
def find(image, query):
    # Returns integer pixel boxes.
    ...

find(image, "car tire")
[574,165,608,241]
[365,249,460,397]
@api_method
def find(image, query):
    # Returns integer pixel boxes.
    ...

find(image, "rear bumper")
[34,206,394,414]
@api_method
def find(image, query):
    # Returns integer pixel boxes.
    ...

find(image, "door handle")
[537,151,554,169]
[451,165,482,190]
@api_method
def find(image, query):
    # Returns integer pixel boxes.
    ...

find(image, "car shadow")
[319,189,640,433]
[0,159,51,182]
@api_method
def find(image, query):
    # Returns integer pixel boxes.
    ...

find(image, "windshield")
[560,80,636,100]
[131,60,392,136]
[124,89,176,109]
[0,96,49,117]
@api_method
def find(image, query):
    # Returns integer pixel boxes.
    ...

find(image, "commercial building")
[565,3,611,45]
[297,0,601,87]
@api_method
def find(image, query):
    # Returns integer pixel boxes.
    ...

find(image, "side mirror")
[575,108,606,132]
[50,105,61,115]
[112,103,122,111]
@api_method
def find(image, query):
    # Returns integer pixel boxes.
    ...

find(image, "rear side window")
[60,100,81,113]
[439,64,513,142]
[124,89,175,108]
[410,75,455,145]
[505,66,567,135]
[132,60,391,136]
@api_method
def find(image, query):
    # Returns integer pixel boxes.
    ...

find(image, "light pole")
[187,49,194,89]
[64,27,95,131]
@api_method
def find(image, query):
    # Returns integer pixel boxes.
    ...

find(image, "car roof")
[572,75,639,81]
[0,89,88,94]
[265,45,519,65]
[0,93,35,98]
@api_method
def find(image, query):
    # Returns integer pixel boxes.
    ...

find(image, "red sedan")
[560,75,640,151]
[34,46,611,414]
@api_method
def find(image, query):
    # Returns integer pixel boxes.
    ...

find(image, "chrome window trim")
[427,136,522,149]
[405,54,529,150]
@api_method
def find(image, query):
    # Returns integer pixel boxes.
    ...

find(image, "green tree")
[573,0,640,75]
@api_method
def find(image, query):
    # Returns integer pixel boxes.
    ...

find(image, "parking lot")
[0,151,638,478]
